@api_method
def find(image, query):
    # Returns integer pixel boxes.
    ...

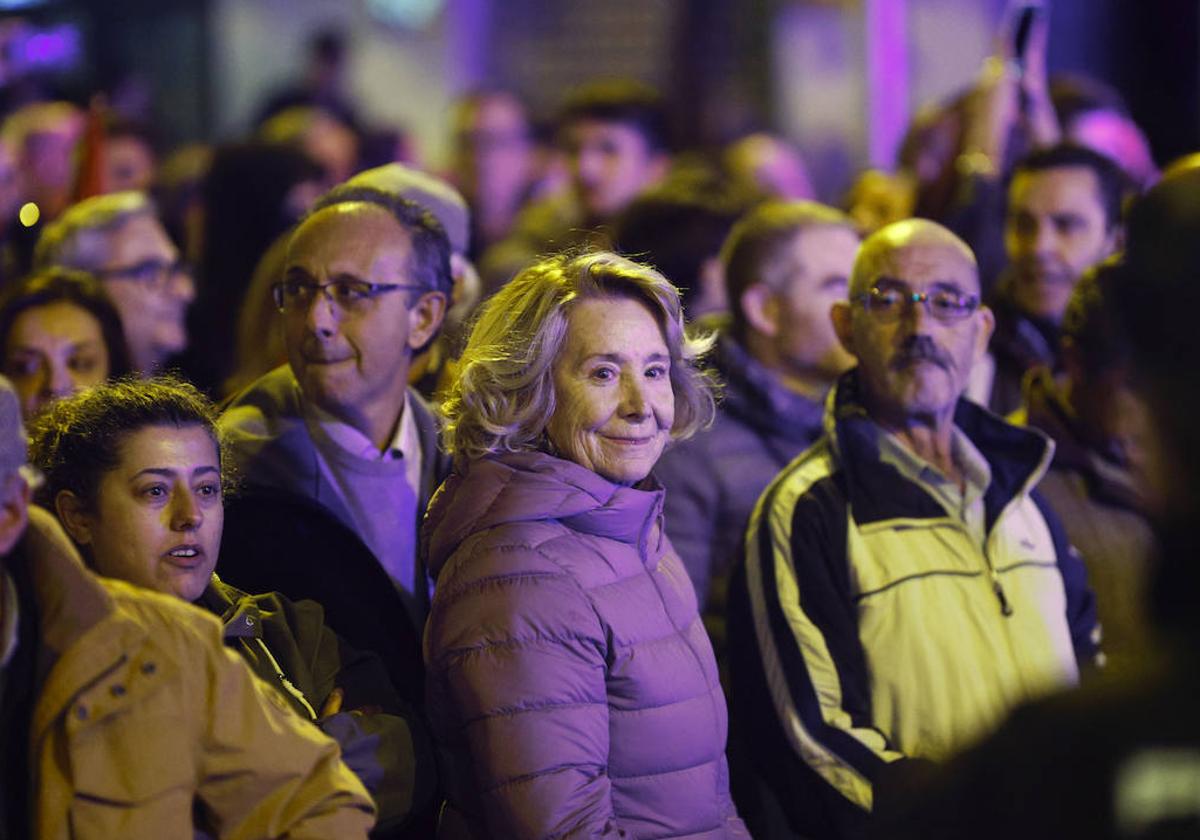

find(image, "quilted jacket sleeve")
[426,536,626,839]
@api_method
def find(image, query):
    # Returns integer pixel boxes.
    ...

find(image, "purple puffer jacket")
[423,450,749,839]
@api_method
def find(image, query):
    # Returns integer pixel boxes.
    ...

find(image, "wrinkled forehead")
[854,239,979,296]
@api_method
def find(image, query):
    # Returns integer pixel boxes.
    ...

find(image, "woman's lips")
[162,545,205,568]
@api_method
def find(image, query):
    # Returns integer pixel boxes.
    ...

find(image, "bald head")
[849,219,977,299]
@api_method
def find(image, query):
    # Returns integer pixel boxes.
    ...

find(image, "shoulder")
[103,579,228,653]
[220,366,305,442]
[758,437,841,522]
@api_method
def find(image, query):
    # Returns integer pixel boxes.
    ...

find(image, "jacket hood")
[423,450,665,582]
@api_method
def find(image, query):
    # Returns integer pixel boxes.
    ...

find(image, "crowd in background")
[0,11,1197,840]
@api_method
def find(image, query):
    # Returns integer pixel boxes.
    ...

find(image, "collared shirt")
[877,424,993,547]
[301,396,425,624]
[0,569,17,669]
[305,397,423,495]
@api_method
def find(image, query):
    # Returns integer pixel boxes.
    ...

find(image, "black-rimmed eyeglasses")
[271,278,427,314]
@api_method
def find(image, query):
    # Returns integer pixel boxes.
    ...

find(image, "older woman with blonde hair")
[424,251,748,838]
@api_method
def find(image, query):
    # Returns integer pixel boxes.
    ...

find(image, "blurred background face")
[71,424,222,602]
[3,301,109,419]
[455,93,533,215]
[771,225,859,381]
[726,133,815,201]
[847,243,991,420]
[564,119,666,220]
[1005,166,1116,323]
[100,213,195,372]
[546,295,675,485]
[103,134,156,193]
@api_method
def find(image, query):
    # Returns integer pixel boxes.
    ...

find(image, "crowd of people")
[0,17,1196,840]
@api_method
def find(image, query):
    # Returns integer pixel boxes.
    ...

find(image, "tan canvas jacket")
[19,506,376,839]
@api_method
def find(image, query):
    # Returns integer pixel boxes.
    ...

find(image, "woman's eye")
[4,356,40,377]
[196,483,220,497]
[645,365,668,380]
[590,367,616,381]
[69,354,99,374]
[141,485,166,499]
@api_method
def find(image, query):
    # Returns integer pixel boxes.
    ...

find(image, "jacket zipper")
[980,538,1014,617]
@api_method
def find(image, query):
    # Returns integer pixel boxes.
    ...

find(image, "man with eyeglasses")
[33,191,195,374]
[727,219,1099,840]
[218,186,450,727]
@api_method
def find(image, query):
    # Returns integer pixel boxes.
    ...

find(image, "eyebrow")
[582,352,670,364]
[133,465,221,480]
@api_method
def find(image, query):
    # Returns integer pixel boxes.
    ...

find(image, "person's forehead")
[289,204,413,270]
[10,301,102,341]
[1010,165,1103,211]
[567,119,649,149]
[874,242,978,290]
[107,213,176,263]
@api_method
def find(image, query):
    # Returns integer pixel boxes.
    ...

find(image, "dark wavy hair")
[28,374,229,511]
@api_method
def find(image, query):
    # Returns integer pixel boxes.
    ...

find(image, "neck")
[743,333,836,401]
[322,389,408,452]
[866,394,960,481]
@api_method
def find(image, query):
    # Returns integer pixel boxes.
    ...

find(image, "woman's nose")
[619,375,649,418]
[171,490,202,530]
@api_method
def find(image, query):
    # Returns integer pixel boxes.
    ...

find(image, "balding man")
[727,220,1098,839]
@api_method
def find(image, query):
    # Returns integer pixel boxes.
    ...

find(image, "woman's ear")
[55,490,94,547]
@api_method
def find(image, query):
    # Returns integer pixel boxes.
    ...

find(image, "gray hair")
[441,250,716,460]
[34,191,156,272]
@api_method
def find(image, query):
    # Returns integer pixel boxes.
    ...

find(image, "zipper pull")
[992,577,1014,617]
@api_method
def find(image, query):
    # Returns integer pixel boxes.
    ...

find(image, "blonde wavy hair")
[441,250,716,460]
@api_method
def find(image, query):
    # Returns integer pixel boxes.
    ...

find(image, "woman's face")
[69,424,223,602]
[3,301,110,419]
[546,296,675,485]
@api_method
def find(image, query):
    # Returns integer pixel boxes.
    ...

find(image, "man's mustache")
[891,335,954,371]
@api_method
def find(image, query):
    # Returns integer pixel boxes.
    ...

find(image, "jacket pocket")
[66,695,199,837]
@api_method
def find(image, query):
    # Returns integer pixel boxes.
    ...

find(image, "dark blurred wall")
[1044,0,1197,168]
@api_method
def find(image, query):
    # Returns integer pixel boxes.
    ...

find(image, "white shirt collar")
[306,395,413,462]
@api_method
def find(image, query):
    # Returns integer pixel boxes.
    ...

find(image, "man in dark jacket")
[655,200,859,653]
[219,184,451,707]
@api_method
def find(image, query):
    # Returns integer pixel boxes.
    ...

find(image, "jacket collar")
[825,369,1054,531]
[424,451,666,581]
[223,365,446,526]
[197,576,263,641]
